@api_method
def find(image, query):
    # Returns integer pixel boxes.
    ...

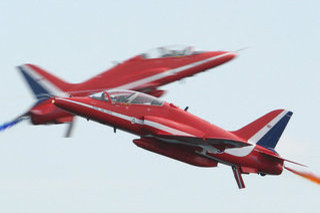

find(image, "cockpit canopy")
[141,45,202,59]
[90,89,164,106]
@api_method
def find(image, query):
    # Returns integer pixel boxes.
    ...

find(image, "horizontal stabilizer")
[257,150,307,167]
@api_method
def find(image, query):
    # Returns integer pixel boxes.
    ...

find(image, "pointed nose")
[205,50,238,67]
[224,51,238,60]
[207,50,238,61]
[229,51,238,58]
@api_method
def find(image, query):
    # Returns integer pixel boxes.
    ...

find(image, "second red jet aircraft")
[12,45,237,136]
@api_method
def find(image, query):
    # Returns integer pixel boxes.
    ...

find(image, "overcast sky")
[0,1,320,212]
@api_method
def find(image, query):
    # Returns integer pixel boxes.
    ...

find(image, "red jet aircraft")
[10,45,237,136]
[52,89,300,189]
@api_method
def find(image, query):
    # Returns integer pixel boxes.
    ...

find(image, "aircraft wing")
[131,81,166,97]
[146,134,252,149]
[142,115,251,150]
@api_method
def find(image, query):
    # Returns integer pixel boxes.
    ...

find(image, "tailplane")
[18,64,73,100]
[231,109,293,149]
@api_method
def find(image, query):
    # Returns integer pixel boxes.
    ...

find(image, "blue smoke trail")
[0,116,27,132]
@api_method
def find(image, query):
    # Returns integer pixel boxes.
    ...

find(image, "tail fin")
[17,64,73,100]
[231,109,293,149]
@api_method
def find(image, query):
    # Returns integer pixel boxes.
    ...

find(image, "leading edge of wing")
[145,134,252,149]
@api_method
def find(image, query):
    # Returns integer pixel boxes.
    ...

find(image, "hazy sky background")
[0,0,320,212]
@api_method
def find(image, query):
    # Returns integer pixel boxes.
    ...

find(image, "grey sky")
[0,0,319,212]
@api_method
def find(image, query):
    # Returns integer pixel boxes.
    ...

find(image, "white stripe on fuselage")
[114,52,234,90]
[56,98,193,137]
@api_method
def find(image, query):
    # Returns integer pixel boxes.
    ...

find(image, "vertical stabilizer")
[231,109,293,149]
[18,64,73,100]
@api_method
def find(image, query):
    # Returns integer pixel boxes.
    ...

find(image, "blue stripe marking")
[18,66,52,100]
[256,111,293,149]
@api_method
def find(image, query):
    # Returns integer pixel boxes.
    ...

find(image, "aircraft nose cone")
[216,51,238,64]
[226,51,238,60]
